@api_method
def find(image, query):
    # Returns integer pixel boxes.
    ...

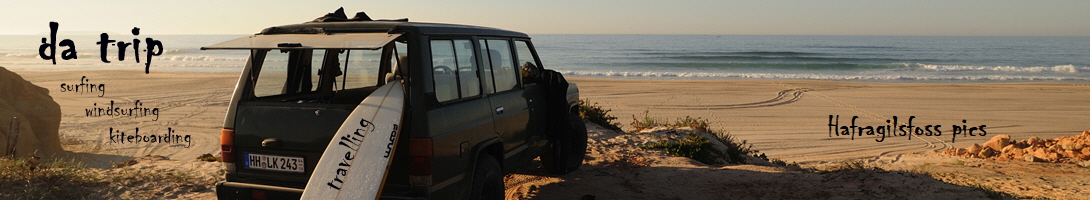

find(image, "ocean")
[2,34,1088,82]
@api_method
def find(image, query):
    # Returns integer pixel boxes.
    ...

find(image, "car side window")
[514,40,538,85]
[477,40,494,94]
[481,39,518,92]
[431,39,481,102]
[338,49,382,90]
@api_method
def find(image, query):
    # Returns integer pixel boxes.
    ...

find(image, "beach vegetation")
[629,110,667,132]
[197,153,221,162]
[0,156,218,199]
[0,156,104,199]
[577,99,622,131]
[672,116,710,132]
[710,131,758,164]
[639,133,725,164]
[630,111,760,164]
[769,158,799,167]
[814,159,883,172]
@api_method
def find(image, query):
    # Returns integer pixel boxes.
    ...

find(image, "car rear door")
[423,38,495,196]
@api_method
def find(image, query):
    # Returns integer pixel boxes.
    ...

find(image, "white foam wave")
[558,70,1090,82]
[3,53,40,58]
[163,56,248,62]
[917,64,1086,74]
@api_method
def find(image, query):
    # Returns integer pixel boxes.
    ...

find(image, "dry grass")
[0,156,216,200]
[629,110,667,132]
[0,157,105,200]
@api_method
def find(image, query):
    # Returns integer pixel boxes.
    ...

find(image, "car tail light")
[409,138,432,186]
[251,189,266,200]
[221,128,236,173]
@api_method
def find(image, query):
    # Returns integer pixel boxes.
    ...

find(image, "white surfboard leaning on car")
[301,81,405,200]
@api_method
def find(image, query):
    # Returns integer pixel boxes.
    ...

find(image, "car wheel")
[541,114,588,174]
[469,154,504,200]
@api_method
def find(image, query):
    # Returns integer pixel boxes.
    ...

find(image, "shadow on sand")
[506,159,997,200]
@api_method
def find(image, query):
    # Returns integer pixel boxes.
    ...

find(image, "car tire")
[541,114,588,174]
[469,154,504,200]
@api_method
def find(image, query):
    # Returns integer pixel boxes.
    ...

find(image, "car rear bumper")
[215,181,425,200]
[216,181,303,200]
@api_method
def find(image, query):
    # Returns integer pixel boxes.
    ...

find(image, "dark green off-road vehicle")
[204,9,587,200]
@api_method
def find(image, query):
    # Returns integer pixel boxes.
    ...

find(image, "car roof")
[262,21,529,38]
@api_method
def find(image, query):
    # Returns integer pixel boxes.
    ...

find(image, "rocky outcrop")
[942,131,1090,166]
[0,67,63,159]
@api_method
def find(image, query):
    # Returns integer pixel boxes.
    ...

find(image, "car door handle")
[495,106,505,114]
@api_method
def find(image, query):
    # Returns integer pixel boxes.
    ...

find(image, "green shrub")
[639,134,725,165]
[629,110,668,132]
[672,116,710,132]
[630,111,760,165]
[577,99,622,131]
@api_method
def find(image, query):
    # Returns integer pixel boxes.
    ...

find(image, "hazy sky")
[3,1,1089,36]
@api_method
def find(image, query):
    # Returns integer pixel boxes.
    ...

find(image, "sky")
[2,1,1089,36]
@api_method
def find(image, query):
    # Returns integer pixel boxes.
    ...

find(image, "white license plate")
[243,153,305,173]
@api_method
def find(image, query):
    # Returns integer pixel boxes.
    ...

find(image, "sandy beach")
[14,70,238,168]
[569,77,1090,164]
[16,70,1089,166]
[8,69,1090,199]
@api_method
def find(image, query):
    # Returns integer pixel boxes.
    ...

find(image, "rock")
[0,67,63,160]
[1059,138,1077,150]
[1075,151,1090,160]
[1048,145,1062,152]
[1082,148,1090,159]
[1033,148,1049,159]
[954,148,967,156]
[1083,130,1090,136]
[978,147,998,158]
[1062,150,1078,159]
[967,144,982,155]
[1004,146,1025,159]
[1027,136,1045,147]
[1044,152,1060,162]
[1025,155,1044,162]
[1080,160,1090,168]
[983,134,1011,151]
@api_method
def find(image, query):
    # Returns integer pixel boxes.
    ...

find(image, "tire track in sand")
[775,83,950,164]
